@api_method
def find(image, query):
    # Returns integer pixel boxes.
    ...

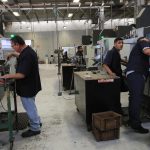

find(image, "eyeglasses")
[11,44,17,48]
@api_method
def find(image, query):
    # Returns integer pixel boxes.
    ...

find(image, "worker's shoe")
[21,129,41,138]
[130,125,149,134]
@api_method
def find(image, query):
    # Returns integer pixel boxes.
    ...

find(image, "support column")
[0,15,4,36]
[98,6,105,30]
[134,0,144,23]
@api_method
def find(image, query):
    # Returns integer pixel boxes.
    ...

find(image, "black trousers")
[127,72,145,126]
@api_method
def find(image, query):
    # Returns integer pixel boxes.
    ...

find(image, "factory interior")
[0,0,150,150]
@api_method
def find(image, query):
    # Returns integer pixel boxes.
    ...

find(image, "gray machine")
[0,38,13,59]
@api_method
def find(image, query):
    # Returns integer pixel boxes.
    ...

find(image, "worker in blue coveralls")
[103,37,124,114]
[126,37,150,134]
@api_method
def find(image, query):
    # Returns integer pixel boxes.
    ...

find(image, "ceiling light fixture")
[104,6,110,8]
[90,2,92,7]
[68,13,73,17]
[125,0,128,5]
[13,12,20,16]
[1,0,8,2]
[21,21,26,24]
[109,0,114,5]
[102,1,104,6]
[65,21,69,24]
[63,26,67,29]
[73,0,80,3]
[79,2,81,7]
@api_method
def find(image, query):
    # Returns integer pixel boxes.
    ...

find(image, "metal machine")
[0,58,17,150]
[0,38,13,60]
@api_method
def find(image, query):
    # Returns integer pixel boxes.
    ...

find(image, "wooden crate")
[92,111,122,131]
[92,126,120,141]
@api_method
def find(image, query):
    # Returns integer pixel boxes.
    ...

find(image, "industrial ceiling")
[0,0,148,23]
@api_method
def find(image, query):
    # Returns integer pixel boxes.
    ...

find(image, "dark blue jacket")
[103,47,122,77]
[126,41,150,77]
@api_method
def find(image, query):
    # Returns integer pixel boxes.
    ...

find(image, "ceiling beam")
[34,11,40,22]
[22,10,31,22]
[28,0,39,22]
[62,9,67,20]
[13,0,29,22]
[8,6,100,11]
[71,9,80,20]
[79,8,88,20]
[57,9,65,18]
[0,1,20,22]
[43,1,49,23]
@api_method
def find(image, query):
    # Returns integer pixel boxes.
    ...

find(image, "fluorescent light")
[79,2,81,7]
[65,21,69,24]
[102,1,104,6]
[1,0,8,2]
[21,21,26,24]
[68,13,73,17]
[104,6,110,8]
[73,0,80,3]
[13,12,20,16]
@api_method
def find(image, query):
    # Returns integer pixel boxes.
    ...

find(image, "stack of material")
[92,111,122,141]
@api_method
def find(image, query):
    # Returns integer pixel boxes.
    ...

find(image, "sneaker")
[21,129,41,138]
[131,125,149,134]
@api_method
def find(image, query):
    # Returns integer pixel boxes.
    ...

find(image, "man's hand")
[109,72,116,77]
[0,73,25,80]
[0,79,5,85]
[0,74,11,79]
[7,52,19,60]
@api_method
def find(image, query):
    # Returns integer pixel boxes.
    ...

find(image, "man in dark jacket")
[0,35,42,137]
[103,37,124,114]
[126,37,150,134]
[103,37,123,77]
[76,46,86,66]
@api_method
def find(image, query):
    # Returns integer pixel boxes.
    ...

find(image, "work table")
[74,70,121,131]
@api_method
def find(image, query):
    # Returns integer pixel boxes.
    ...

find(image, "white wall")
[3,19,135,61]
[5,20,92,32]
[5,30,88,61]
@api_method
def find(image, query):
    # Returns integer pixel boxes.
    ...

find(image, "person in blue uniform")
[103,37,124,114]
[103,37,124,77]
[126,37,150,134]
[76,46,86,66]
[0,35,42,137]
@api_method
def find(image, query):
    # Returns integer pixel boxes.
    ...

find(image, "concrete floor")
[0,64,150,150]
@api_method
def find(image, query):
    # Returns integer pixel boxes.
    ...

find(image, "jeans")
[127,72,145,126]
[21,97,41,131]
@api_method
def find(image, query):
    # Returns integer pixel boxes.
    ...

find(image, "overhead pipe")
[1,6,104,11]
